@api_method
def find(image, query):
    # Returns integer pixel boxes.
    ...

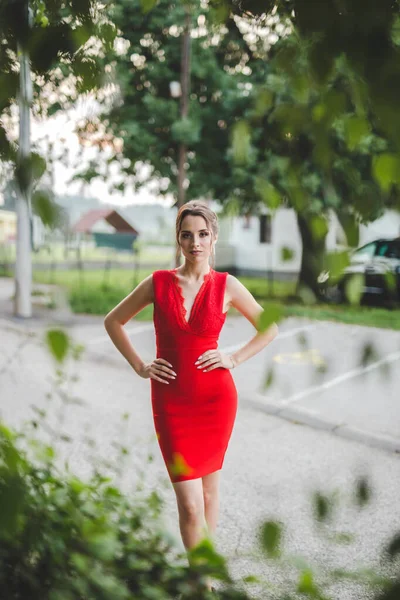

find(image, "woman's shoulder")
[225,272,238,287]
[151,269,174,288]
[152,268,173,279]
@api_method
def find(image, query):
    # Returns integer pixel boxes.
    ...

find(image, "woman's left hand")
[194,349,234,371]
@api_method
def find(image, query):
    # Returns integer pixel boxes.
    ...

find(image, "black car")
[317,238,400,304]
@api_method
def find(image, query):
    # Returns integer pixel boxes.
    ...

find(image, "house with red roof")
[72,208,139,252]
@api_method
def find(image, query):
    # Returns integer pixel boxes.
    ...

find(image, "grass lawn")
[280,302,400,330]
[30,267,400,330]
[32,267,296,295]
[3,242,174,265]
[33,267,154,288]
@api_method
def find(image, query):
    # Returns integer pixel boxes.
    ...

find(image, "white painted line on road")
[220,323,319,354]
[280,349,400,406]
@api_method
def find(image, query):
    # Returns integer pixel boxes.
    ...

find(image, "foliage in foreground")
[0,423,233,600]
[1,419,400,600]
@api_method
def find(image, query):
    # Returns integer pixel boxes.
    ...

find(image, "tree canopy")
[74,0,272,209]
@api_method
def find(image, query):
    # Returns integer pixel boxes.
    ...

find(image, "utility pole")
[177,4,191,212]
[173,3,191,268]
[14,1,33,318]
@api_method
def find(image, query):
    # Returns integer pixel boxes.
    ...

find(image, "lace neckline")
[170,268,213,326]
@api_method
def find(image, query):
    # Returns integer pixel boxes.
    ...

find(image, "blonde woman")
[104,200,278,593]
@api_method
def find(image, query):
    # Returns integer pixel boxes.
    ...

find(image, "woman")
[104,200,278,592]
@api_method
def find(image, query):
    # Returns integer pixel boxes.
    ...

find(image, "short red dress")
[151,268,238,483]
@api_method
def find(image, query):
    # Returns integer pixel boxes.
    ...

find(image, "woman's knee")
[178,497,203,521]
[173,479,204,520]
[203,488,218,508]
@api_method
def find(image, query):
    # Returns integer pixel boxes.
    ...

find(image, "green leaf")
[260,520,282,558]
[281,246,295,262]
[297,285,317,305]
[32,190,65,228]
[355,476,371,507]
[71,24,93,48]
[372,153,400,192]
[386,533,400,559]
[262,368,274,390]
[98,23,117,52]
[45,329,70,363]
[312,491,333,522]
[337,213,359,247]
[231,120,251,165]
[47,102,62,117]
[359,343,378,368]
[140,0,158,13]
[210,0,231,24]
[253,88,274,118]
[15,152,46,194]
[188,537,228,572]
[344,116,370,150]
[257,303,282,332]
[70,478,86,494]
[324,251,350,281]
[255,178,281,210]
[331,531,355,544]
[384,270,396,294]
[242,574,261,583]
[70,552,90,573]
[0,476,27,536]
[87,533,120,561]
[344,274,364,305]
[297,569,318,595]
[169,452,193,478]
[309,215,328,241]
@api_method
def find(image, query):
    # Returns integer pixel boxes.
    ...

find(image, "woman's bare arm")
[103,274,154,374]
[226,274,279,367]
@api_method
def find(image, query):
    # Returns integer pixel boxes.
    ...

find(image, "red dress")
[151,268,238,483]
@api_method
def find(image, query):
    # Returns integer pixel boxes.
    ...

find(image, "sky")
[31,95,174,207]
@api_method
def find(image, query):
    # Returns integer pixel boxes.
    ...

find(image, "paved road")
[1,277,400,598]
[1,313,400,598]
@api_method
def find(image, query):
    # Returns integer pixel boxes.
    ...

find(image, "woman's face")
[178,215,215,263]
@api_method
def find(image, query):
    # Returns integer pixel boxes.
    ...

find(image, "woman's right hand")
[138,358,177,384]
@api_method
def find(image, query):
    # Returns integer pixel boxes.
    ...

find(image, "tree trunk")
[296,213,326,300]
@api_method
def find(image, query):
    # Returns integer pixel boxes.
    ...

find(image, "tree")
[74,0,270,211]
[74,0,400,297]
[239,36,396,297]
[218,0,400,296]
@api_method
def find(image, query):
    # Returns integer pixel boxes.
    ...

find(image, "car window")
[376,242,390,257]
[378,242,400,259]
[353,242,376,259]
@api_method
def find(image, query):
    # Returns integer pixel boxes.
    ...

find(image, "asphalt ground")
[1,275,400,598]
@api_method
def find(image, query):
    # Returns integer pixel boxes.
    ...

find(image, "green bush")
[68,283,131,316]
[0,423,237,600]
[68,282,154,319]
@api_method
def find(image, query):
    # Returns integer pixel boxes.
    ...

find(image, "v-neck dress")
[151,268,238,483]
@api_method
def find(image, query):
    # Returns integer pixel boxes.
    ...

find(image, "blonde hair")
[175,200,219,267]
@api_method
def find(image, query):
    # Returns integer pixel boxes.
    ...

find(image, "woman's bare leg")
[202,470,221,591]
[202,470,221,538]
[172,478,207,550]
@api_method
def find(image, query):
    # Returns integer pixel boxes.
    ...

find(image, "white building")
[214,204,400,279]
